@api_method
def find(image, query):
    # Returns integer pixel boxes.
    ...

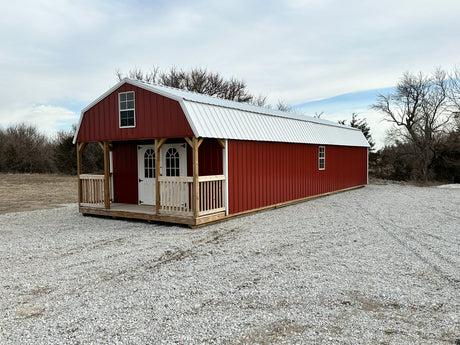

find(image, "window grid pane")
[318,146,325,170]
[144,149,155,178]
[119,92,135,127]
[166,148,180,177]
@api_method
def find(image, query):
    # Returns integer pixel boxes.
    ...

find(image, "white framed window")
[318,146,325,170]
[119,91,135,128]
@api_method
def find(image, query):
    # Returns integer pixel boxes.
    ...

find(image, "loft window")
[318,146,325,170]
[119,91,135,128]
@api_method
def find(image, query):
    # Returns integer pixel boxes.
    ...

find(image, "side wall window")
[119,91,135,127]
[318,146,325,170]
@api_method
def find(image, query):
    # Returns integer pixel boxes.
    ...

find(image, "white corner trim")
[72,110,84,144]
[223,139,229,215]
[367,147,369,185]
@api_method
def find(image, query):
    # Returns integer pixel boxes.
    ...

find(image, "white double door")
[137,143,187,205]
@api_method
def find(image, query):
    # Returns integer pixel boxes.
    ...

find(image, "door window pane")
[144,149,155,178]
[165,148,180,176]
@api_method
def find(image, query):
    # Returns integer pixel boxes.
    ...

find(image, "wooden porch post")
[185,137,204,219]
[155,138,167,214]
[102,141,111,210]
[191,137,204,219]
[76,142,87,205]
[192,137,199,219]
[216,138,226,150]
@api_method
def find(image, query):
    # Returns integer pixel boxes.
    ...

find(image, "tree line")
[0,66,458,182]
[0,124,103,174]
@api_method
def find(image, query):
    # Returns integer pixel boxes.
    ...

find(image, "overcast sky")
[1,0,459,147]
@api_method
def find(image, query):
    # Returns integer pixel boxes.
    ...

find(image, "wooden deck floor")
[110,203,156,214]
[79,203,226,226]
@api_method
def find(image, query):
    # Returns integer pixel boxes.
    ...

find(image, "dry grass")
[0,173,77,214]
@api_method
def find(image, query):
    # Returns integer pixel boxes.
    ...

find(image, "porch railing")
[158,175,226,217]
[158,176,193,216]
[80,174,226,217]
[198,175,226,216]
[79,174,105,206]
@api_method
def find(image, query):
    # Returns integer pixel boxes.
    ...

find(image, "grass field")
[0,173,77,214]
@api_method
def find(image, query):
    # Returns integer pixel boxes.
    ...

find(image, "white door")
[138,145,156,205]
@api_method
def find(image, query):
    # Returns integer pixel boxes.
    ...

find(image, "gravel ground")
[1,183,459,344]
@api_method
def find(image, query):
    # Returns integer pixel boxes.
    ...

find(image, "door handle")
[138,178,143,182]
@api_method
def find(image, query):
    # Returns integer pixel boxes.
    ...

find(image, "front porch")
[78,174,226,226]
[76,137,228,226]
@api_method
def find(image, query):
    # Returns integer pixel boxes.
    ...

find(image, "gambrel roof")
[74,78,370,147]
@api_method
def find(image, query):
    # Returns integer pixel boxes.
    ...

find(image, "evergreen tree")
[338,113,375,150]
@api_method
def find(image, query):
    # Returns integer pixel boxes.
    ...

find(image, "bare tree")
[448,66,460,112]
[117,66,258,103]
[276,101,294,112]
[116,66,160,84]
[371,69,455,181]
[0,123,55,173]
[252,94,269,107]
[116,66,297,109]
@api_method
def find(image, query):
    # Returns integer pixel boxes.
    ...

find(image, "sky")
[1,0,459,148]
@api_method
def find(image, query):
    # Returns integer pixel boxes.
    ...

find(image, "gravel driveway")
[1,183,459,344]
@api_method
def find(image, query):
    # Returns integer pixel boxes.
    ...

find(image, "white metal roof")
[74,78,370,147]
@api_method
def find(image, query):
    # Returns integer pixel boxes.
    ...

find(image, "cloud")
[296,87,396,149]
[0,104,79,137]
[1,0,460,138]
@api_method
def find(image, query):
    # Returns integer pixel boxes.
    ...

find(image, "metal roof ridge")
[132,79,359,132]
[183,99,361,132]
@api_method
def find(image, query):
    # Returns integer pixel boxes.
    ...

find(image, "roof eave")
[73,79,128,144]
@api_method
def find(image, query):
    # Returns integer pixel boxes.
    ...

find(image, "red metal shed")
[74,78,369,226]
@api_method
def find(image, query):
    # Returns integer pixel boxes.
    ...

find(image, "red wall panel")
[76,84,194,142]
[227,140,368,214]
[112,138,223,205]
[112,141,138,204]
[186,138,223,176]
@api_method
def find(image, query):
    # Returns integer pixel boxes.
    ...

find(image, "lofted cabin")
[73,78,370,226]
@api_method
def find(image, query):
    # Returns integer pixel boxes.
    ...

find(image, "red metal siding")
[111,138,222,205]
[227,140,368,214]
[112,141,138,204]
[186,138,223,176]
[76,84,194,142]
